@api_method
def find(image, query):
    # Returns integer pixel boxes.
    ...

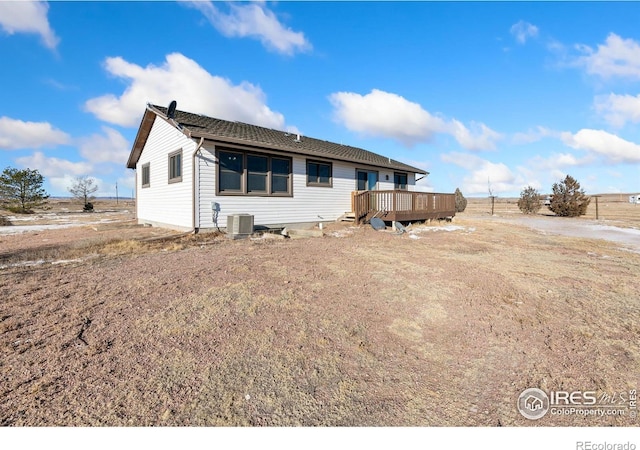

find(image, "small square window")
[307,160,332,187]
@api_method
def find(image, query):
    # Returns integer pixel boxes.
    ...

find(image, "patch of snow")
[409,225,471,234]
[330,229,355,238]
[1,257,87,270]
[0,223,80,235]
[587,224,640,237]
[50,258,83,265]
[0,259,46,270]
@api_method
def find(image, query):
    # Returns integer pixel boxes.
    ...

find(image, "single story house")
[126,102,455,232]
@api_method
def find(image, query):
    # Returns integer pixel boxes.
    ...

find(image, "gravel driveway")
[480,215,640,253]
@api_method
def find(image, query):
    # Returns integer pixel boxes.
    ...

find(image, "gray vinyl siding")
[136,117,195,229]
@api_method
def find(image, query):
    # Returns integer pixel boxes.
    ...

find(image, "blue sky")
[1,1,640,198]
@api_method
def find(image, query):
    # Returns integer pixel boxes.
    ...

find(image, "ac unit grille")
[227,214,254,238]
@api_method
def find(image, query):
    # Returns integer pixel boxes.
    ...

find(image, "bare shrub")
[0,215,11,226]
[517,186,542,214]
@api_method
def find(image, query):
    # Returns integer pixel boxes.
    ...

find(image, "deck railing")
[352,190,456,224]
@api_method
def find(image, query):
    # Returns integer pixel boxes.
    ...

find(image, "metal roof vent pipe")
[295,133,301,142]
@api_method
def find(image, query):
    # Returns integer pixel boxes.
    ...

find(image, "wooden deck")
[352,190,456,225]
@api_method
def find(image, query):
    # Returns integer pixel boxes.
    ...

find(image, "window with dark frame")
[394,172,408,190]
[168,150,182,183]
[307,160,332,187]
[217,149,291,196]
[247,154,268,193]
[141,163,150,188]
[219,151,243,192]
[271,158,291,194]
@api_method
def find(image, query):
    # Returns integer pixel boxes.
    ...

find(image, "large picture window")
[217,149,291,196]
[307,160,332,187]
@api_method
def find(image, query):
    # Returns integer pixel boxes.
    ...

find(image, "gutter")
[191,137,205,233]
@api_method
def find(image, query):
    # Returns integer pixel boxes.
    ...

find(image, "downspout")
[134,169,138,223]
[192,137,205,233]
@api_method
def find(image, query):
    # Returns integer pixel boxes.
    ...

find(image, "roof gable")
[127,104,428,174]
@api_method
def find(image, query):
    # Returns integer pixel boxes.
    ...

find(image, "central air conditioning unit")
[226,214,254,239]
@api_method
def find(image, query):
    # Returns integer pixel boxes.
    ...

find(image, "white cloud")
[594,93,640,128]
[561,128,640,164]
[576,33,640,80]
[510,21,538,44]
[329,89,502,150]
[511,126,558,145]
[116,170,136,195]
[85,53,286,130]
[184,1,311,55]
[448,120,502,151]
[563,129,640,162]
[402,159,433,192]
[440,152,528,195]
[78,126,130,165]
[529,152,593,171]
[0,1,59,49]
[50,172,132,198]
[47,174,75,196]
[0,116,70,150]
[329,89,446,146]
[15,151,92,178]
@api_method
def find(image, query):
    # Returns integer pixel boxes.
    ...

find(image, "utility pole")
[115,182,119,205]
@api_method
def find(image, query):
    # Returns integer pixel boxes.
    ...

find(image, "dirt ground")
[0,199,638,426]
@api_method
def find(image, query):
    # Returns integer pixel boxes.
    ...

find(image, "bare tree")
[68,176,98,208]
[488,178,496,215]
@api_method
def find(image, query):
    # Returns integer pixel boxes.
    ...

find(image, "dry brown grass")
[1,202,639,427]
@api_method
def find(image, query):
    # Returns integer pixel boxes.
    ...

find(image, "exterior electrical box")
[226,214,254,239]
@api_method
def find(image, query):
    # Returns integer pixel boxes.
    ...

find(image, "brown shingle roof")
[129,104,427,174]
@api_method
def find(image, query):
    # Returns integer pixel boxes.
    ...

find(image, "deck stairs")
[337,212,356,222]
